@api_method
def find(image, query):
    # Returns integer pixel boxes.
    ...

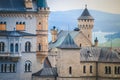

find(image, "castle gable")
[49,30,79,49]
[58,33,79,49]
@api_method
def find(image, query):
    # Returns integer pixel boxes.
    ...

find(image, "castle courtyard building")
[0,0,50,80]
[32,6,120,80]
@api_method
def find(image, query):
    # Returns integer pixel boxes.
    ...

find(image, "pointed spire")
[85,4,87,9]
[78,5,94,20]
[94,37,98,42]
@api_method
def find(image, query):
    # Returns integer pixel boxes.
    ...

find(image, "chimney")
[51,26,58,43]
[94,37,98,47]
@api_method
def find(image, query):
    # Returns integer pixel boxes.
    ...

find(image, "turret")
[51,26,58,43]
[37,0,50,11]
[36,0,50,64]
[78,5,94,42]
[94,37,98,47]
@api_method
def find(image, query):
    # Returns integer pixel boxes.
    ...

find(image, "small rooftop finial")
[53,26,56,30]
[94,37,98,42]
[85,4,87,9]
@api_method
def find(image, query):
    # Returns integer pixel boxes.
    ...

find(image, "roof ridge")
[58,33,79,49]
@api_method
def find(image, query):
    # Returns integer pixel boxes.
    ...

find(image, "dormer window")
[16,22,25,31]
[0,22,6,31]
[24,0,33,9]
[87,51,92,57]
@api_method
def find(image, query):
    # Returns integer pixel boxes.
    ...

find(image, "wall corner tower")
[36,0,50,63]
[78,5,94,43]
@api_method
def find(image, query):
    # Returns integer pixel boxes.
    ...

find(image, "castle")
[0,0,120,80]
[32,4,120,80]
[0,0,50,80]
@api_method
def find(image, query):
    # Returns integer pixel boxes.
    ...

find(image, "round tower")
[78,5,94,43]
[94,37,98,47]
[36,0,50,63]
[51,26,58,43]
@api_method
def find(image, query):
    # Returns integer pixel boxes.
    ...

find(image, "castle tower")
[78,5,94,42]
[51,26,58,43]
[94,37,98,47]
[36,0,50,63]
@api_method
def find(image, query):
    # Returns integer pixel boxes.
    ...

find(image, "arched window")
[109,66,111,74]
[39,22,41,25]
[69,66,72,75]
[10,64,12,72]
[25,42,31,52]
[4,64,7,72]
[80,44,82,47]
[20,22,22,24]
[90,66,93,73]
[105,66,107,74]
[0,42,5,52]
[13,64,15,72]
[118,67,120,74]
[10,43,14,52]
[15,43,18,52]
[23,22,25,24]
[38,43,41,51]
[83,66,86,73]
[0,64,16,73]
[105,66,111,74]
[16,22,18,24]
[83,25,84,27]
[25,60,32,72]
[88,34,90,38]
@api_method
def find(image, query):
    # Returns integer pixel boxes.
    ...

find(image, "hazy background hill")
[48,9,120,46]
[48,9,120,32]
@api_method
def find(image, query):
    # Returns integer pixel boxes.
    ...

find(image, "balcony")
[0,52,21,62]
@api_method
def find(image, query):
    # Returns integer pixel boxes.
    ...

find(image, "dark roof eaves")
[57,47,80,49]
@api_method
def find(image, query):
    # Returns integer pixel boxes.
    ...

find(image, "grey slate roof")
[32,68,58,77]
[78,7,94,20]
[32,57,58,77]
[44,57,52,68]
[58,33,79,49]
[80,47,120,62]
[0,0,48,12]
[0,31,36,37]
[49,30,79,49]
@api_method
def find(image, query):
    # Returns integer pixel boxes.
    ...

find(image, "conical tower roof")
[78,5,94,20]
[37,0,48,8]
